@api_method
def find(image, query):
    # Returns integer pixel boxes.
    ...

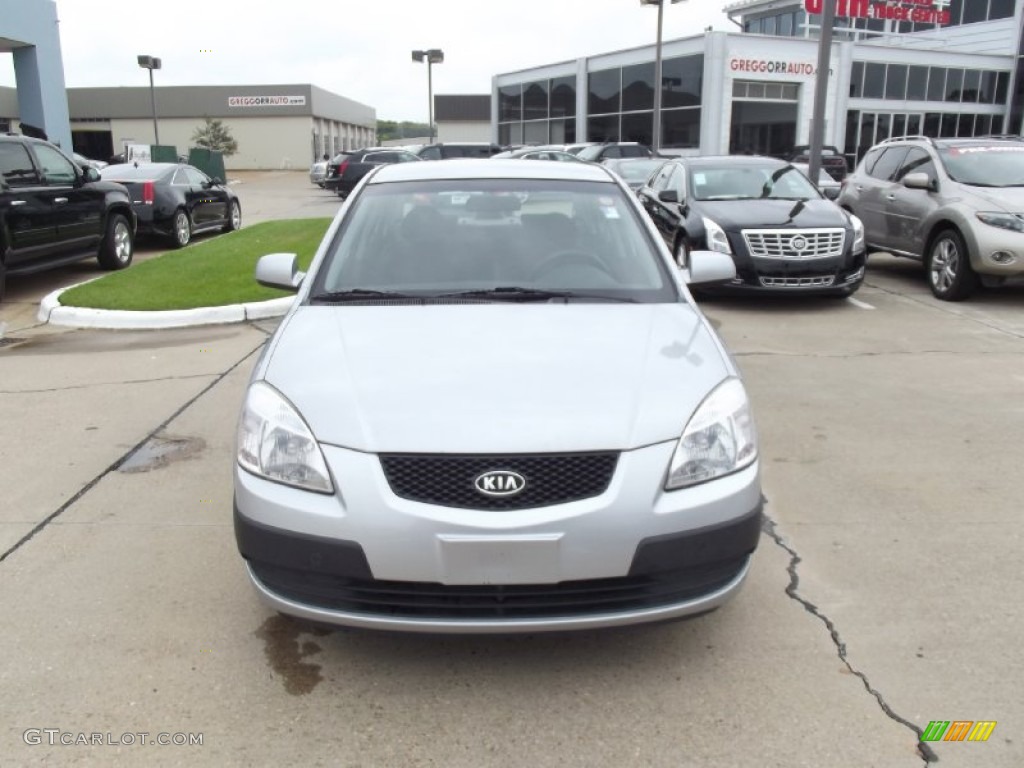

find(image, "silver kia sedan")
[234,159,762,633]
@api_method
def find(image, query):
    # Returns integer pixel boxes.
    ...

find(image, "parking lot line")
[848,297,875,310]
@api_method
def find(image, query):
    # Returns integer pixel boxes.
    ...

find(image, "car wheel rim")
[176,214,189,245]
[931,239,957,292]
[114,222,131,262]
[231,204,241,229]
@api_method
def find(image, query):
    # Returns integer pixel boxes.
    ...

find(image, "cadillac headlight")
[848,212,865,253]
[666,378,758,490]
[702,217,733,255]
[237,382,334,493]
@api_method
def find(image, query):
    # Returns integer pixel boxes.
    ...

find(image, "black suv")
[323,147,421,198]
[1,134,136,300]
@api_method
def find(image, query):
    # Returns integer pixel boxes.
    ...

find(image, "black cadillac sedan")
[100,163,241,247]
[637,156,866,297]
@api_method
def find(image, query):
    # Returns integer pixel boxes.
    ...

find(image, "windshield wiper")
[437,286,637,303]
[309,288,422,302]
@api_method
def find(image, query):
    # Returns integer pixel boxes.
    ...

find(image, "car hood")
[959,185,1024,212]
[698,198,848,231]
[260,303,731,454]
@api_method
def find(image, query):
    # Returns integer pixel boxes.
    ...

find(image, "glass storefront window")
[940,113,958,136]
[621,112,653,145]
[927,68,947,101]
[662,55,703,108]
[551,76,576,118]
[849,62,864,98]
[661,108,700,149]
[990,0,1015,19]
[523,81,548,121]
[587,114,619,142]
[622,62,655,112]
[588,69,620,115]
[885,65,908,100]
[499,85,521,122]
[961,70,981,104]
[863,63,885,99]
[907,66,928,101]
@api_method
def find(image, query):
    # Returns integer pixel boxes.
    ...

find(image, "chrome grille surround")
[743,228,846,260]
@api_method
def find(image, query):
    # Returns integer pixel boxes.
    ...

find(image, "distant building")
[435,94,491,142]
[493,0,1024,167]
[0,83,376,169]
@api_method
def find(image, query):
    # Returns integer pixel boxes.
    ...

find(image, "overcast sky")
[2,0,737,121]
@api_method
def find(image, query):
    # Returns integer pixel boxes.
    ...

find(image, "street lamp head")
[411,50,425,62]
[137,55,161,70]
[426,49,444,64]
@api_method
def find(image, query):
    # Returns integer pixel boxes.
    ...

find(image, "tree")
[191,117,238,156]
[376,120,431,142]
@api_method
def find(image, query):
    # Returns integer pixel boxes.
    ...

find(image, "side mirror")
[255,252,305,291]
[212,176,224,186]
[903,172,936,192]
[686,250,737,285]
[83,166,101,183]
[658,189,679,204]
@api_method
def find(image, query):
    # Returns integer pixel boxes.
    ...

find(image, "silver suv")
[837,135,1024,301]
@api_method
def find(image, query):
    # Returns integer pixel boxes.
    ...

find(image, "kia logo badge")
[474,470,526,497]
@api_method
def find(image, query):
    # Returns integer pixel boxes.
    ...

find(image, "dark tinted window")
[885,65,908,100]
[661,108,700,149]
[863,63,885,99]
[419,146,442,160]
[849,62,864,98]
[523,81,548,120]
[867,146,909,180]
[0,142,40,186]
[962,69,981,103]
[33,144,77,185]
[498,85,521,122]
[990,0,1015,19]
[621,113,653,146]
[588,69,620,115]
[550,76,576,118]
[662,55,703,108]
[927,68,946,101]
[945,68,965,101]
[586,115,619,143]
[621,62,655,112]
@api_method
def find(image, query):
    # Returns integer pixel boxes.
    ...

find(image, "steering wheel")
[529,250,614,282]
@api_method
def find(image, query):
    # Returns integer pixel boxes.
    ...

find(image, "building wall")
[436,121,491,142]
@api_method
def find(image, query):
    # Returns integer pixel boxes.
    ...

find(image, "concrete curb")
[38,284,294,330]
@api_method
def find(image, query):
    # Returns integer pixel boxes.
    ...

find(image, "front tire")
[97,213,134,270]
[172,209,192,248]
[927,228,977,301]
[224,199,241,232]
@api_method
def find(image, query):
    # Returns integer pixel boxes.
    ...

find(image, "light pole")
[641,0,685,152]
[412,49,444,143]
[137,54,162,146]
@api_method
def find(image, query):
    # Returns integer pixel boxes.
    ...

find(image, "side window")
[397,152,418,163]
[603,146,622,159]
[621,145,647,158]
[866,147,909,181]
[172,169,191,185]
[32,144,78,185]
[649,163,674,192]
[860,146,885,175]
[0,142,41,187]
[895,148,935,181]
[420,146,442,160]
[185,168,211,186]
[367,152,397,164]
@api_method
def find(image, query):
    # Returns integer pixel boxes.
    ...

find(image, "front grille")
[759,275,836,288]
[743,228,845,259]
[380,452,618,510]
[250,556,749,619]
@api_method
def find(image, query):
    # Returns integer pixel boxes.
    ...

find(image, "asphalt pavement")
[0,173,1021,767]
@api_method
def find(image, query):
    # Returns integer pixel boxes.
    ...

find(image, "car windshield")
[608,159,666,182]
[939,144,1024,186]
[311,178,677,303]
[689,163,820,201]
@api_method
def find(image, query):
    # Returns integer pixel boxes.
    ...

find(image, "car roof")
[370,158,615,184]
[668,155,787,167]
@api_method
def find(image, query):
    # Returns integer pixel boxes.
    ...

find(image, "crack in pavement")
[0,372,219,395]
[761,514,938,765]
[0,338,267,566]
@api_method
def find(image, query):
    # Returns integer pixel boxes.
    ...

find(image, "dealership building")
[0,83,376,169]
[492,0,1024,168]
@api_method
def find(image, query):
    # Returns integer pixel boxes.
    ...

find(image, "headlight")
[701,217,733,255]
[976,212,1024,233]
[237,381,334,493]
[665,378,758,490]
[847,212,865,252]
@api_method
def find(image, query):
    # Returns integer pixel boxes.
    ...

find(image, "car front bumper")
[234,442,763,633]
